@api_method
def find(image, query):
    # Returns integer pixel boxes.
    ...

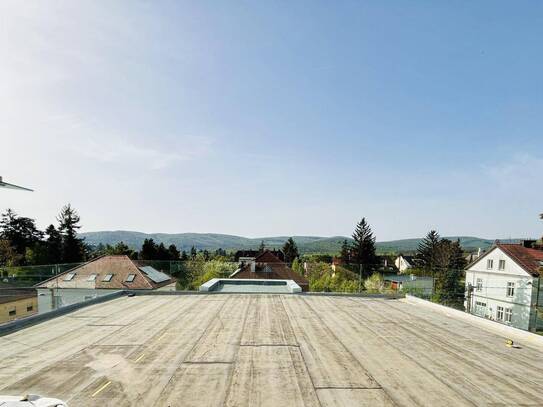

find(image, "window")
[26,305,33,312]
[475,301,487,316]
[476,278,483,292]
[9,308,16,316]
[486,259,493,270]
[63,273,76,281]
[505,308,512,323]
[498,260,506,271]
[87,274,97,282]
[496,306,504,321]
[506,282,515,297]
[126,274,136,282]
[102,274,113,282]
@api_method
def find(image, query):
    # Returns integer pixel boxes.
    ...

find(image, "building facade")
[0,289,38,324]
[394,255,415,274]
[35,255,174,313]
[465,243,543,331]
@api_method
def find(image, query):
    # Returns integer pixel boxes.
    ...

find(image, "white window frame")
[505,308,512,323]
[506,282,515,297]
[475,278,483,292]
[63,273,76,281]
[103,274,114,282]
[126,274,136,282]
[498,260,506,270]
[486,259,493,270]
[496,306,504,321]
[475,301,487,316]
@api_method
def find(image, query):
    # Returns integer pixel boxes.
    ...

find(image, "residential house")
[0,289,38,324]
[465,242,543,331]
[231,250,309,291]
[35,255,174,313]
[394,255,416,274]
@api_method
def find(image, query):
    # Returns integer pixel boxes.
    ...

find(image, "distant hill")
[79,231,518,255]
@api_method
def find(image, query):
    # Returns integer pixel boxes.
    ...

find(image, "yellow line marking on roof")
[134,353,146,363]
[91,380,111,397]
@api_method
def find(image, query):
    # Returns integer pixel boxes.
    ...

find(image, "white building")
[394,255,415,274]
[465,243,543,331]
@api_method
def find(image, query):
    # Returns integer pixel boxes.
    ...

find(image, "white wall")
[465,247,538,331]
[37,288,120,314]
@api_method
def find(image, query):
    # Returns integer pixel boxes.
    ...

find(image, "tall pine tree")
[140,238,158,260]
[416,230,441,271]
[282,237,299,263]
[351,218,377,276]
[57,204,85,263]
[44,224,62,264]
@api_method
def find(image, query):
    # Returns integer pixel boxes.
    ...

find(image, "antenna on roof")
[0,176,33,191]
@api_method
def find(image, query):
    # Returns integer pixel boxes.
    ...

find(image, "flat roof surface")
[1,294,543,406]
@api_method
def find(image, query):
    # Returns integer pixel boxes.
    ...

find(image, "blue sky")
[1,1,542,240]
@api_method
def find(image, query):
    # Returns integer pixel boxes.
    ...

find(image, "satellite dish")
[0,176,33,191]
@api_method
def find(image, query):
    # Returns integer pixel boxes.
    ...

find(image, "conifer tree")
[351,218,377,276]
[168,244,180,260]
[416,230,441,271]
[282,237,299,263]
[44,224,62,264]
[140,238,158,260]
[57,204,85,263]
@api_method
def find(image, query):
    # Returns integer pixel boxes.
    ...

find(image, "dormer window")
[63,273,76,281]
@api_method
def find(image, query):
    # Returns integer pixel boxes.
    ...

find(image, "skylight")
[63,273,76,281]
[103,274,113,282]
[87,274,97,282]
[126,274,136,282]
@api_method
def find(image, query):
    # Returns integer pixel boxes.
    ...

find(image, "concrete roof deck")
[1,294,543,406]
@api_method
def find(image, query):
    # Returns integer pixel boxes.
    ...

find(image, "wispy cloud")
[482,153,543,189]
[71,135,213,170]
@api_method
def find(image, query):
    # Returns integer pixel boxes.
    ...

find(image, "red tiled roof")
[36,255,173,289]
[497,244,543,276]
[233,251,309,290]
[254,251,284,263]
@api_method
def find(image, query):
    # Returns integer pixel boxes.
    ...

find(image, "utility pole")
[359,264,363,293]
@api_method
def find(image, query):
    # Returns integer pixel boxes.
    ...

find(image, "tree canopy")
[282,237,299,263]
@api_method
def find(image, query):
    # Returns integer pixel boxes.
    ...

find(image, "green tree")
[140,238,158,260]
[282,237,299,263]
[339,239,351,264]
[0,209,43,258]
[351,218,377,277]
[0,239,22,266]
[156,243,170,260]
[57,204,85,263]
[168,244,180,260]
[108,241,135,257]
[292,258,304,275]
[258,240,266,253]
[44,224,62,264]
[416,230,441,271]
[190,246,197,259]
